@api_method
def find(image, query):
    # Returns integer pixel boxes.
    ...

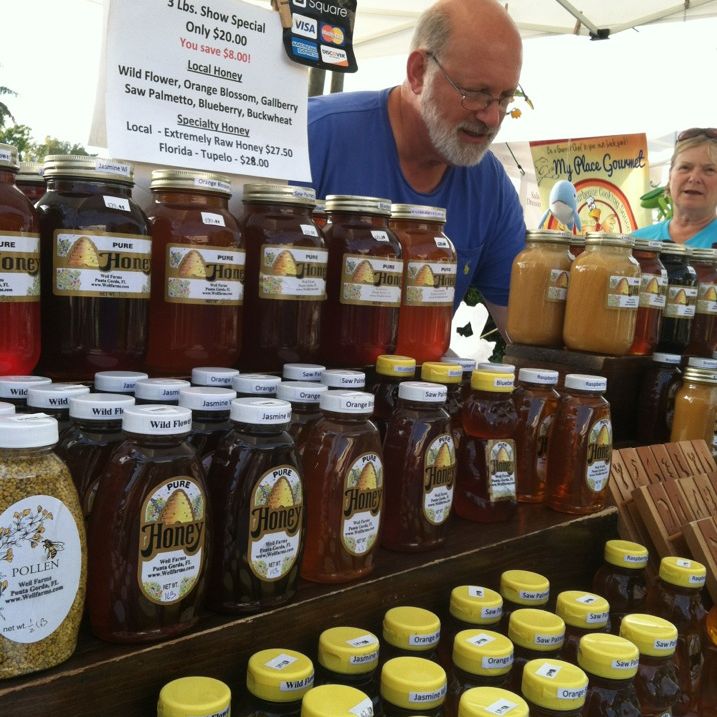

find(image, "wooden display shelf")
[1,505,617,716]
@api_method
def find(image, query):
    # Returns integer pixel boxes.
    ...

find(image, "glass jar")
[380,657,447,717]
[457,687,528,717]
[570,235,585,258]
[390,204,457,362]
[685,247,717,357]
[145,170,245,375]
[26,383,91,435]
[301,685,373,717]
[0,143,41,375]
[658,243,698,354]
[0,414,86,678]
[36,156,151,379]
[282,363,326,382]
[320,368,366,390]
[499,570,550,634]
[545,374,612,515]
[554,590,610,664]
[277,380,328,459]
[506,230,573,347]
[191,365,239,388]
[240,184,325,370]
[382,606,442,663]
[312,199,327,230]
[321,195,403,367]
[232,373,281,398]
[670,367,717,444]
[629,238,667,355]
[636,352,682,444]
[157,676,232,717]
[15,161,46,204]
[367,354,416,442]
[520,658,588,717]
[134,378,191,405]
[94,369,148,396]
[563,233,640,355]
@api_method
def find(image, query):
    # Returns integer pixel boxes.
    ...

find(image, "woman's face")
[669,143,717,217]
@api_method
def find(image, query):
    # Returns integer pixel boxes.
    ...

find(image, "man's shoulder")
[308,88,389,126]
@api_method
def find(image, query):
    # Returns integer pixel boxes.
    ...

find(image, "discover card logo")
[320,45,348,66]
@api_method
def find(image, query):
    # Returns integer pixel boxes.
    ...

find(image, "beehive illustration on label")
[674,288,687,305]
[415,264,436,287]
[615,277,630,295]
[272,250,298,277]
[352,260,375,285]
[161,489,194,523]
[67,236,100,269]
[268,477,294,509]
[177,249,207,279]
[357,461,377,490]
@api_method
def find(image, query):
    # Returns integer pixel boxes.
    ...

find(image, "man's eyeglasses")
[426,52,514,113]
[677,127,717,142]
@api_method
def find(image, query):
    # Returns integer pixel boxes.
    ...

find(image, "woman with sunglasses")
[633,128,717,247]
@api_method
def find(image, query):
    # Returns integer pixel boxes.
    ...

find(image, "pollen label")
[341,453,383,556]
[535,662,562,679]
[467,632,496,647]
[347,634,379,648]
[468,586,485,598]
[664,285,698,318]
[423,434,456,525]
[259,244,328,300]
[349,697,374,717]
[638,271,667,309]
[0,232,41,302]
[585,418,612,492]
[404,260,457,307]
[606,275,639,309]
[341,253,403,307]
[265,653,298,670]
[486,699,520,715]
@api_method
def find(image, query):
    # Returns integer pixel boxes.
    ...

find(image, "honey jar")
[629,238,667,356]
[670,366,717,444]
[658,242,698,354]
[685,247,717,357]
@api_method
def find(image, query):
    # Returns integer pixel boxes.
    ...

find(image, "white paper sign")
[101,0,310,180]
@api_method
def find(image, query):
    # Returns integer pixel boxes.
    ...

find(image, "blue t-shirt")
[305,88,526,308]
[632,218,717,248]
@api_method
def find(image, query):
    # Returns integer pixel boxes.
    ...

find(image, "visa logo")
[292,12,317,39]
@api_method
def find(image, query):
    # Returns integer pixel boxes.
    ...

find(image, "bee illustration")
[42,539,65,560]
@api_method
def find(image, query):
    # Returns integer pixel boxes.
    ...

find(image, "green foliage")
[0,124,32,157]
[29,137,91,161]
[0,85,17,129]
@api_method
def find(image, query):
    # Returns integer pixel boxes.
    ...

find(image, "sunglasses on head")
[677,127,717,142]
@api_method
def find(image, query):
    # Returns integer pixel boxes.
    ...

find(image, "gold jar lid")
[43,155,134,184]
[242,183,316,206]
[390,204,446,222]
[584,232,634,248]
[688,247,717,263]
[659,242,688,256]
[633,238,663,252]
[0,143,19,171]
[683,367,717,385]
[325,194,392,216]
[525,230,573,244]
[17,161,44,183]
[150,169,232,195]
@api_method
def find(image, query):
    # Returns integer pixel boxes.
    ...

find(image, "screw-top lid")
[26,383,90,409]
[683,367,717,384]
[441,355,477,374]
[178,387,236,412]
[277,381,328,404]
[652,352,682,365]
[478,362,515,373]
[555,591,610,629]
[0,414,59,447]
[320,369,366,388]
[69,392,135,420]
[517,369,559,385]
[508,609,565,652]
[520,659,588,711]
[619,614,678,657]
[687,356,717,370]
[452,630,514,677]
[659,242,688,256]
[232,373,281,396]
[0,401,15,415]
[282,363,326,381]
[157,676,231,717]
[500,570,550,606]
[658,556,707,589]
[525,229,574,245]
[17,161,44,183]
[94,371,148,394]
[633,238,664,252]
[231,397,292,425]
[603,539,649,569]
[325,194,392,216]
[564,374,607,392]
[242,183,316,206]
[383,606,441,651]
[122,405,192,436]
[422,361,462,384]
[191,366,239,387]
[0,375,52,399]
[301,685,374,717]
[585,232,634,248]
[150,169,232,195]
[458,687,529,717]
[320,390,374,414]
[380,657,447,710]
[0,143,19,170]
[449,586,503,626]
[43,155,134,184]
[390,204,446,222]
[133,378,190,403]
[318,627,380,676]
[375,355,416,377]
[247,648,314,703]
[471,368,515,393]
[689,247,717,262]
[398,381,447,403]
[577,633,640,680]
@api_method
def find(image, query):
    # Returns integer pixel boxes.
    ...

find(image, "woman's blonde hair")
[670,134,717,170]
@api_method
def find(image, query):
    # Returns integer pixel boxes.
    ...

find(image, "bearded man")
[305,0,525,334]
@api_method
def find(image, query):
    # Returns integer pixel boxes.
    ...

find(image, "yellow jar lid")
[452,629,514,676]
[577,633,640,680]
[421,362,462,384]
[383,606,441,651]
[157,677,231,717]
[375,355,417,377]
[450,586,503,626]
[318,627,380,675]
[471,369,515,393]
[508,609,565,652]
[500,570,550,606]
[619,614,678,657]
[458,687,529,717]
[603,539,649,569]
[521,659,588,711]
[381,657,447,710]
[555,591,610,629]
[659,556,707,589]
[301,685,374,717]
[247,648,314,703]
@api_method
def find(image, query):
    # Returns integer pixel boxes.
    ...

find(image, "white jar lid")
[178,387,236,411]
[232,373,281,395]
[478,362,515,374]
[441,356,476,373]
[27,383,90,409]
[70,393,135,420]
[0,414,58,447]
[320,369,366,388]
[652,353,682,365]
[565,374,607,392]
[134,378,191,401]
[320,390,374,414]
[230,397,292,424]
[94,371,149,393]
[0,375,52,399]
[0,401,15,415]
[518,369,559,385]
[277,381,328,403]
[398,381,448,403]
[191,366,239,387]
[687,357,717,370]
[122,405,193,435]
[282,363,326,381]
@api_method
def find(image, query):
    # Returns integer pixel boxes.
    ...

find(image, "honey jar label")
[341,452,383,556]
[259,244,328,300]
[423,434,456,525]
[247,465,303,582]
[606,275,640,309]
[535,414,554,482]
[585,418,612,492]
[53,230,151,298]
[340,253,403,307]
[546,269,569,302]
[664,285,698,318]
[405,260,457,306]
[0,495,81,644]
[138,477,205,605]
[485,440,516,502]
[638,272,667,309]
[0,232,40,302]
[696,282,717,315]
[165,244,246,305]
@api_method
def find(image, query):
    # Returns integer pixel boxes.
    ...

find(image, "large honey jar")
[658,242,698,354]
[636,352,682,445]
[670,366,717,444]
[629,238,667,355]
[15,161,46,204]
[685,247,717,357]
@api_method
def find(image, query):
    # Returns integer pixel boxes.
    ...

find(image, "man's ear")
[407,50,428,94]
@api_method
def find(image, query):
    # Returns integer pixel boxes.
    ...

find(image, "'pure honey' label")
[546,268,569,302]
[696,282,717,315]
[0,232,40,302]
[585,418,612,492]
[606,275,640,309]
[340,253,403,307]
[247,465,303,582]
[341,452,383,556]
[259,244,328,300]
[638,271,668,309]
[165,244,245,305]
[404,260,457,306]
[54,230,151,298]
[138,477,205,604]
[485,440,517,502]
[423,434,456,525]
[664,285,698,318]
